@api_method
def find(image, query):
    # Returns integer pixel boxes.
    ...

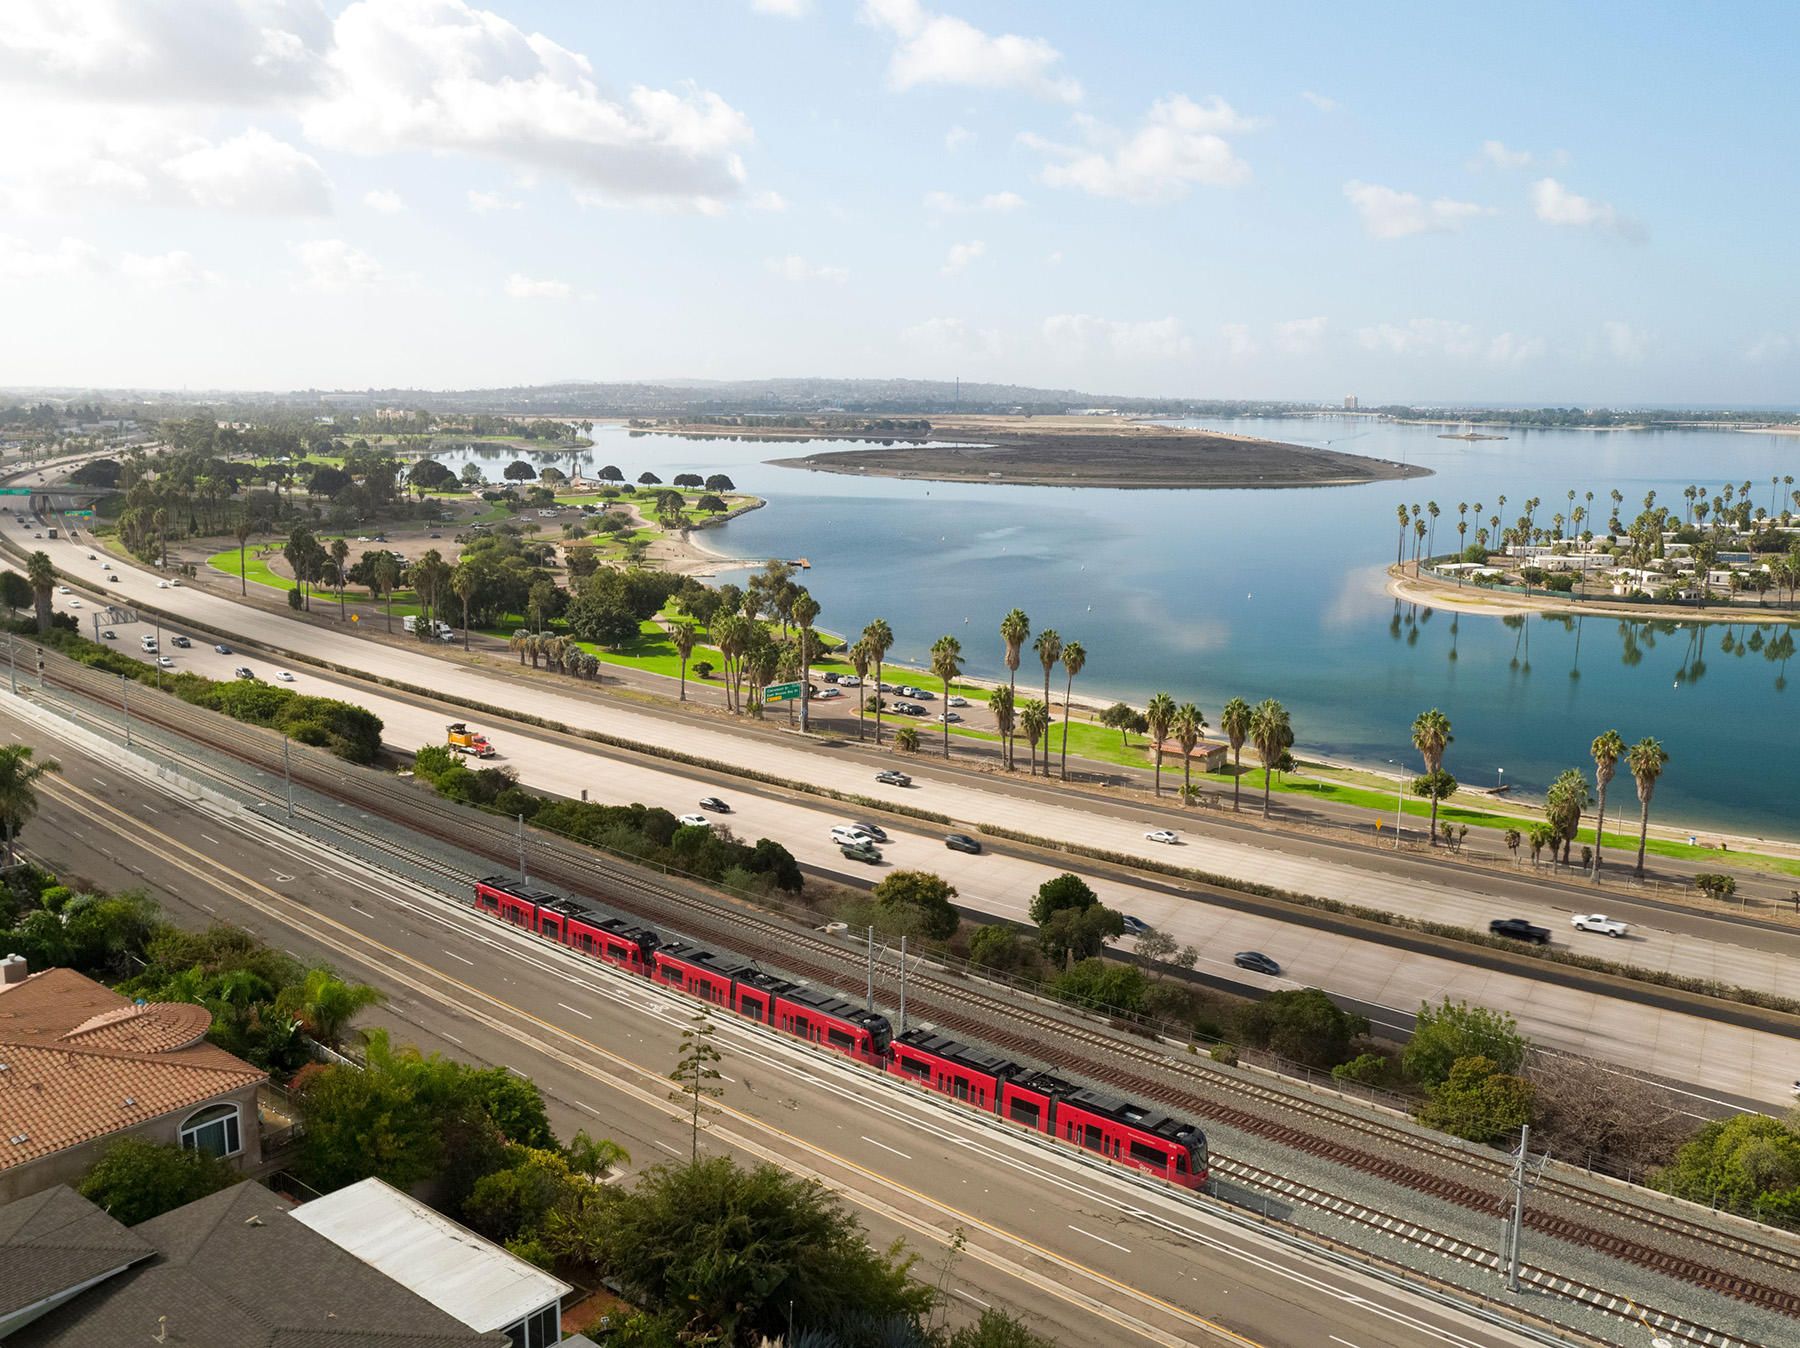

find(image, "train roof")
[781,984,891,1030]
[1060,1085,1203,1143]
[657,939,762,981]
[893,1028,1025,1080]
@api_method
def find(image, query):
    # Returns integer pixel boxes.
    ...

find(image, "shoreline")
[1385,563,1800,625]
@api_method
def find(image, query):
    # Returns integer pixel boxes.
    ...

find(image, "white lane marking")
[442,949,475,965]
[142,805,158,814]
[861,1135,912,1160]
[1068,1225,1130,1254]
[201,834,221,846]
[557,1001,593,1019]
[1330,1339,1365,1348]
[654,1140,683,1156]
[441,1032,463,1044]
[199,903,215,913]
[92,777,106,786]
[953,1289,990,1309]
[576,1102,602,1116]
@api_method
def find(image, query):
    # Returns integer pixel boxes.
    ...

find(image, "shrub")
[1332,1052,1394,1087]
[1403,997,1528,1086]
[1229,988,1369,1069]
[1414,1055,1535,1144]
[871,870,959,940]
[1054,959,1148,1014]
[78,1138,241,1225]
[1028,872,1098,923]
[1209,1042,1239,1066]
[1694,872,1737,901]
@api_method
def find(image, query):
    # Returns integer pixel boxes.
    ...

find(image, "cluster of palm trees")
[1410,707,1670,878]
[509,629,601,680]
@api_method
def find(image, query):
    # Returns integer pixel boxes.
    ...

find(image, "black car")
[214,644,232,655]
[874,770,912,787]
[100,629,117,640]
[822,671,840,683]
[851,821,889,843]
[944,833,981,854]
[698,796,730,813]
[1489,918,1552,945]
[171,636,191,648]
[1233,951,1281,976]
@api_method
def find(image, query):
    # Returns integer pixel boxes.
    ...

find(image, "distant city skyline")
[0,1,1794,404]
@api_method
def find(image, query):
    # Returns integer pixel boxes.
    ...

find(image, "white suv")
[829,825,876,846]
[1571,914,1628,937]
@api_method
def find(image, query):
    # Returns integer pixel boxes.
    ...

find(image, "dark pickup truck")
[1489,918,1552,945]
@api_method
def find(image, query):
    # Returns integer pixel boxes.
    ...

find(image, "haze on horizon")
[0,1,1793,406]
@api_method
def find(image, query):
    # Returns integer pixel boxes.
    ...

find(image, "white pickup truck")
[1571,913,1629,937]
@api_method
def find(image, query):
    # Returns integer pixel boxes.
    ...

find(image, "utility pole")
[898,935,907,1034]
[1394,772,1404,851]
[283,734,293,820]
[7,636,14,695]
[1503,1123,1538,1292]
[865,925,874,1011]
[518,813,527,881]
[121,673,130,747]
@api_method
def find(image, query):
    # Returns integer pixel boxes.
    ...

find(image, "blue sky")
[1,0,1796,403]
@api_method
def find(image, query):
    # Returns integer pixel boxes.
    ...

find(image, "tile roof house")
[1,1181,507,1346]
[0,956,267,1205]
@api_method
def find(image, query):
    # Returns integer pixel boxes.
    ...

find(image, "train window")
[1174,1153,1187,1173]
[951,1079,970,1102]
[1008,1099,1040,1128]
[900,1057,931,1078]
[1083,1125,1102,1152]
[827,1027,855,1051]
[1129,1140,1165,1167]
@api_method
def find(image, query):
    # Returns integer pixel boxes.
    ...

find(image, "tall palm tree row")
[1033,628,1062,724]
[1409,708,1454,843]
[1219,697,1251,812]
[26,550,55,635]
[793,590,820,733]
[1628,737,1669,877]
[860,618,894,746]
[1144,693,1176,797]
[1019,698,1049,776]
[1248,699,1292,818]
[1171,701,1205,803]
[672,623,697,702]
[999,608,1030,770]
[1057,640,1086,780]
[848,638,872,739]
[1588,729,1624,878]
[929,634,963,758]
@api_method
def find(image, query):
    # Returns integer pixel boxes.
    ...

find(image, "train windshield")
[866,1016,893,1053]
[1184,1136,1207,1174]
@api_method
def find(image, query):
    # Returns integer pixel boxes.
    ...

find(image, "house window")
[503,1304,561,1348]
[180,1103,241,1158]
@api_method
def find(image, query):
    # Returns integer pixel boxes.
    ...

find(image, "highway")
[6,696,1547,1348]
[10,517,1800,1106]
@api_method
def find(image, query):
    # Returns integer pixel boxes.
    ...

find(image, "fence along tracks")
[30,658,1799,1346]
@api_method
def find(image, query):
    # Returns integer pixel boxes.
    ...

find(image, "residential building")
[0,956,266,1205]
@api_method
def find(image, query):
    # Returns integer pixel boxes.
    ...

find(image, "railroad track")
[29,660,1800,1342]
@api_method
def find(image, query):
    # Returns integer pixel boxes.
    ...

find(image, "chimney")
[0,954,27,988]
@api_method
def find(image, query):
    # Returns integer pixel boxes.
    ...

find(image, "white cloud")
[748,189,787,211]
[1024,95,1255,204]
[1343,179,1493,239]
[1603,320,1649,361]
[304,0,755,213]
[1300,90,1337,112]
[1354,317,1544,366]
[1041,313,1190,361]
[1272,316,1328,354]
[1531,177,1645,242]
[363,187,404,213]
[750,0,811,15]
[0,234,102,282]
[945,125,974,153]
[924,190,1025,214]
[901,315,1004,358]
[1486,332,1546,365]
[120,249,221,289]
[940,239,985,276]
[294,237,385,291]
[0,0,329,104]
[162,128,333,215]
[505,272,571,299]
[1481,139,1534,169]
[1221,323,1258,359]
[468,189,522,214]
[1747,333,1792,362]
[764,254,848,283]
[1043,250,1061,264]
[860,0,1081,103]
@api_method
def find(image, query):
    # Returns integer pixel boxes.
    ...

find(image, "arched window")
[180,1103,241,1159]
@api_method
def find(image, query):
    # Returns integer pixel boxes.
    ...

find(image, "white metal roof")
[291,1178,570,1333]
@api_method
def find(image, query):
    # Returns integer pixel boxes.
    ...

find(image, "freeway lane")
[7,701,1542,1348]
[14,578,1800,1108]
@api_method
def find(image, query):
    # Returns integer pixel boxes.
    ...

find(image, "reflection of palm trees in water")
[1767,629,1795,690]
[1447,614,1459,663]
[1389,600,1403,641]
[1618,619,1643,668]
[1504,614,1528,672]
[1673,625,1706,685]
[1569,615,1583,680]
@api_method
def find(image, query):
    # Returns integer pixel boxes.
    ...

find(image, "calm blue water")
[430,422,1800,838]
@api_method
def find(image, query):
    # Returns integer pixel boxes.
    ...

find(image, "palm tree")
[1588,729,1624,879]
[990,683,1015,767]
[1144,692,1176,796]
[930,634,963,758]
[849,638,871,738]
[861,619,893,745]
[1020,698,1048,775]
[373,552,400,634]
[0,743,59,866]
[233,512,255,597]
[794,591,820,732]
[273,968,386,1049]
[25,550,54,635]
[1219,697,1251,812]
[1171,701,1205,804]
[330,537,351,618]
[673,623,696,702]
[1000,608,1029,769]
[1033,628,1062,716]
[1248,699,1292,818]
[1409,708,1453,843]
[1627,737,1669,877]
[451,564,476,651]
[1057,640,1086,780]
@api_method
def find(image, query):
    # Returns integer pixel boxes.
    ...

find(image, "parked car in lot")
[234,666,256,680]
[1119,915,1151,936]
[840,840,882,864]
[822,671,840,683]
[698,797,730,812]
[677,813,711,828]
[874,769,911,786]
[1234,951,1281,976]
[1144,829,1180,845]
[851,821,889,843]
[1571,913,1628,937]
[829,825,877,846]
[1489,917,1552,945]
[839,675,862,687]
[171,636,191,648]
[947,695,969,707]
[816,687,842,699]
[943,711,961,723]
[944,833,982,854]
[894,702,925,716]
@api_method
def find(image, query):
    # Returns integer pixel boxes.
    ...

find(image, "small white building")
[293,1177,571,1348]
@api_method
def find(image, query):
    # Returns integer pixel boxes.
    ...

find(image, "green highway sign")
[763,681,803,702]
[0,488,32,496]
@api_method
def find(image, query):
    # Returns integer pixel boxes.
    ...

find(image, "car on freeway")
[698,797,730,813]
[56,585,69,594]
[357,535,371,542]
[1144,829,1180,845]
[87,552,96,560]
[429,532,441,539]
[107,574,120,583]
[100,629,116,640]
[1234,951,1281,976]
[829,825,877,846]
[1119,915,1151,936]
[874,769,911,787]
[851,821,890,843]
[676,813,711,828]
[67,598,80,608]
[171,636,191,648]
[839,840,882,864]
[1489,917,1552,945]
[374,535,387,543]
[944,833,982,854]
[214,644,232,655]
[170,578,181,586]
[1571,914,1628,937]
[156,656,174,668]
[233,666,255,680]
[156,579,168,588]
[947,695,969,707]
[276,671,296,682]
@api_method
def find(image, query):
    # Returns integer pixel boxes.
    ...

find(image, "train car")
[771,985,892,1064]
[655,939,758,1009]
[888,1029,1025,1112]
[732,968,799,1026]
[475,876,558,933]
[557,901,661,972]
[1045,1081,1208,1188]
